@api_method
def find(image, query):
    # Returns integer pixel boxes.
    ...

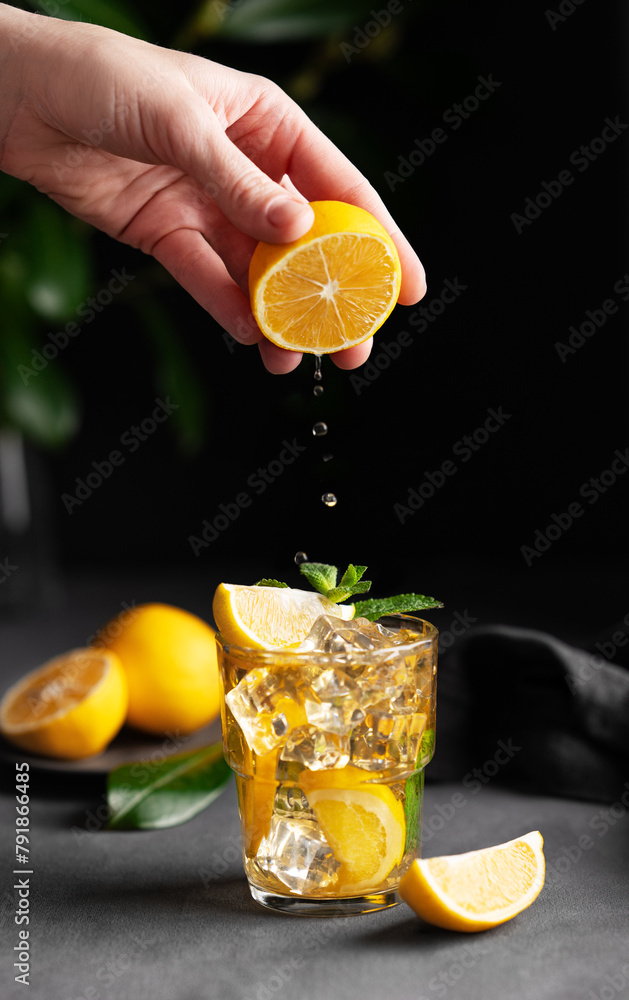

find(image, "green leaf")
[419,727,436,764]
[29,0,149,38]
[0,313,81,448]
[339,564,367,588]
[255,578,289,588]
[207,0,382,42]
[326,580,372,603]
[353,593,443,621]
[4,366,81,449]
[106,743,232,830]
[24,200,92,323]
[404,768,424,854]
[299,561,338,595]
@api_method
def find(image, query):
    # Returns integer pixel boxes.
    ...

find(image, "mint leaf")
[353,593,443,621]
[325,564,372,603]
[254,578,288,588]
[339,564,368,589]
[326,580,372,603]
[419,727,436,763]
[300,562,372,604]
[404,769,424,854]
[299,562,337,595]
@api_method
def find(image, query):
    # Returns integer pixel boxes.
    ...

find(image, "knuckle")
[225,166,268,211]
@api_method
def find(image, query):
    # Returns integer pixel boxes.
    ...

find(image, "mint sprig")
[353,593,443,622]
[301,562,372,603]
[298,562,338,595]
[253,560,442,621]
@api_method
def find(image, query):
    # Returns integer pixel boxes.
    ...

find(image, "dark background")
[2,0,627,641]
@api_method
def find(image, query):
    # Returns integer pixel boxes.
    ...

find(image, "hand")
[0,6,426,373]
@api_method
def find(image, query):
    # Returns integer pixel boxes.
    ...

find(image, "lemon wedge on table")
[299,764,406,893]
[212,583,354,650]
[398,831,546,932]
[0,648,127,759]
[249,200,402,354]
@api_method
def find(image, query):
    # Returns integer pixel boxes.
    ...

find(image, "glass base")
[249,883,401,916]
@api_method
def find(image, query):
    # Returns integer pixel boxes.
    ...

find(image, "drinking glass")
[217,614,437,915]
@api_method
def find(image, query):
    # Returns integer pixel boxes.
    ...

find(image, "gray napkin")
[430,624,629,803]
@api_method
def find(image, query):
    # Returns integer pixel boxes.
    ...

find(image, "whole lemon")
[95,603,220,735]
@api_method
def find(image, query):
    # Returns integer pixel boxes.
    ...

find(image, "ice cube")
[350,711,427,771]
[304,667,363,735]
[355,653,419,711]
[351,617,399,645]
[256,816,339,893]
[273,784,313,818]
[299,615,397,654]
[280,725,350,770]
[226,667,303,756]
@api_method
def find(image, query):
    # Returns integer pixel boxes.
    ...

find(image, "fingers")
[152,226,307,373]
[152,227,261,345]
[330,339,373,370]
[257,339,304,375]
[154,71,425,304]
[282,126,427,305]
[158,90,315,246]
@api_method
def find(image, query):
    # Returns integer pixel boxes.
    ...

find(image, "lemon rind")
[0,648,117,735]
[401,832,545,928]
[306,785,406,894]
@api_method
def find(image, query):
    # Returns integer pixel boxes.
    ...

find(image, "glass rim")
[215,612,438,660]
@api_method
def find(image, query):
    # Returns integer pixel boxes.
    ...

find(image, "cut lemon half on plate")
[0,648,128,759]
[299,765,406,893]
[212,583,354,650]
[398,831,545,932]
[249,200,402,354]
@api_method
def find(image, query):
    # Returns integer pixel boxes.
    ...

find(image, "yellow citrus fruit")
[0,648,127,759]
[212,583,354,650]
[299,764,406,892]
[95,603,220,735]
[398,831,546,932]
[249,200,402,354]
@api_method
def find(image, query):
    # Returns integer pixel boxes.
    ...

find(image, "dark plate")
[0,717,223,775]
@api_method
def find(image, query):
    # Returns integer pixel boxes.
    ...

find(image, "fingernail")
[266,196,313,230]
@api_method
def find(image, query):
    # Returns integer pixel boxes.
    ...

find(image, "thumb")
[171,92,314,243]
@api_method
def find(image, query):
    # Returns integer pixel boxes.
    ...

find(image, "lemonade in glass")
[217,611,437,915]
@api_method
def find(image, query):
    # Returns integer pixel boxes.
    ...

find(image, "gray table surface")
[1,568,628,1000]
[2,778,628,1000]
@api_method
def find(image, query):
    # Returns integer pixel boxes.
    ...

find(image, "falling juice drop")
[294,551,308,565]
[312,421,328,437]
[321,493,337,507]
[313,356,323,382]
[313,385,324,396]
